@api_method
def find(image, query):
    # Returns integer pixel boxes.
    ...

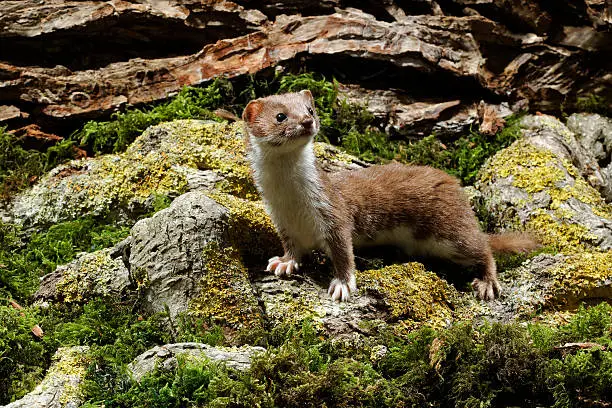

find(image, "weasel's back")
[332,163,480,242]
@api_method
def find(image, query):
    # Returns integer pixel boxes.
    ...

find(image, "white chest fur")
[249,141,330,254]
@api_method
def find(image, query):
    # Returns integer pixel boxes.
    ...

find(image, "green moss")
[0,218,129,302]
[0,126,76,200]
[72,80,231,155]
[356,263,456,330]
[574,93,611,116]
[73,302,612,408]
[0,305,46,403]
[188,242,264,332]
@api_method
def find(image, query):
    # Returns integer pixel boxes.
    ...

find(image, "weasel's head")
[242,90,319,152]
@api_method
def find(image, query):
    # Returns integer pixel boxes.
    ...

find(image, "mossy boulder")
[4,346,90,408]
[474,113,612,315]
[128,190,264,330]
[6,120,252,227]
[476,115,612,252]
[34,247,130,304]
[253,261,457,337]
[128,343,266,382]
[356,264,457,331]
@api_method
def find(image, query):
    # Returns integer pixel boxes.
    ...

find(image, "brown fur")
[242,91,538,301]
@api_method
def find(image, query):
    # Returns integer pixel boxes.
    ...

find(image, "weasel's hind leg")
[470,252,501,301]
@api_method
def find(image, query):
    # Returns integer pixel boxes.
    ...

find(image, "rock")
[128,343,265,382]
[459,252,612,321]
[2,346,90,408]
[0,0,266,71]
[34,247,131,304]
[476,114,612,252]
[253,261,458,337]
[336,83,515,138]
[566,113,612,201]
[522,114,612,202]
[471,113,612,314]
[6,120,253,226]
[129,191,247,320]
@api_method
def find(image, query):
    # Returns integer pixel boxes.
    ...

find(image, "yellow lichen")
[152,120,258,199]
[208,192,281,261]
[526,211,600,253]
[547,251,612,307]
[55,249,126,303]
[356,263,455,330]
[46,346,91,406]
[24,120,259,224]
[479,140,563,192]
[189,243,264,331]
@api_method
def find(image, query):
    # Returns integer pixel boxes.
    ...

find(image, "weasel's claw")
[328,278,356,302]
[472,278,501,301]
[266,257,299,277]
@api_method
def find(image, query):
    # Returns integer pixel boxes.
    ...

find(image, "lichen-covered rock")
[253,261,457,337]
[3,346,90,408]
[473,114,612,314]
[188,243,264,331]
[130,191,225,313]
[357,263,457,330]
[476,116,612,252]
[34,247,130,303]
[6,120,252,226]
[458,252,612,321]
[128,343,265,383]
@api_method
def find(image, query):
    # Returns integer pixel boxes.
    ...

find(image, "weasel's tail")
[488,232,540,254]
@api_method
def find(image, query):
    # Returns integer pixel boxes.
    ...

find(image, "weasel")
[242,90,538,302]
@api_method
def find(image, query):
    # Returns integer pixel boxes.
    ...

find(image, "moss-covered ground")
[70,303,611,407]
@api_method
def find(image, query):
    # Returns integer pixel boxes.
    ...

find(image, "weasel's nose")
[302,118,314,129]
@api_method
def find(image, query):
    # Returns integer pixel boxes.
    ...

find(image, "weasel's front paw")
[327,276,357,302]
[472,278,501,301]
[266,256,299,277]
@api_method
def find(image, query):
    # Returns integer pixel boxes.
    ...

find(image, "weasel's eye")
[276,113,287,123]
[307,107,314,115]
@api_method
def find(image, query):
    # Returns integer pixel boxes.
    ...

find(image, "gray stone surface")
[566,113,612,201]
[468,252,612,322]
[128,343,265,382]
[253,270,388,338]
[2,346,90,408]
[129,191,232,317]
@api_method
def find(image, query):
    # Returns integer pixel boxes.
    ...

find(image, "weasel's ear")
[243,100,263,123]
[300,89,314,105]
